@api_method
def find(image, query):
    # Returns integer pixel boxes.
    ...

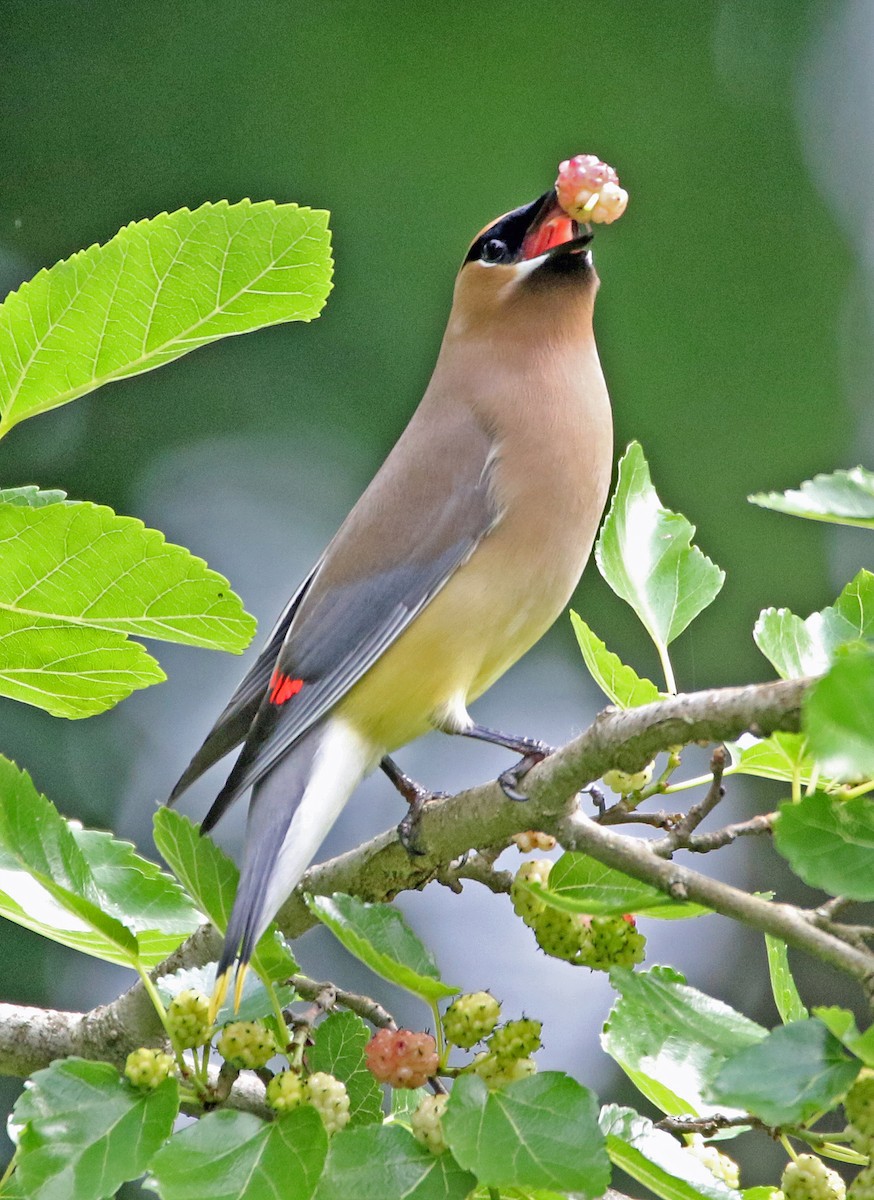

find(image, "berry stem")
[135,965,188,1075]
[430,1000,446,1063]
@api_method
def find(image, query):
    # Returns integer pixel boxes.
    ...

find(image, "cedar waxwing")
[170,182,614,1005]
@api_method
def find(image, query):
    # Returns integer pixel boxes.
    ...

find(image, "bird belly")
[335,518,588,751]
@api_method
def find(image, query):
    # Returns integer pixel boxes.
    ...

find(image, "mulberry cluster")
[266,1069,350,1133]
[684,1134,740,1189]
[510,859,552,925]
[124,1047,175,1090]
[166,989,211,1050]
[512,831,556,853]
[411,1094,449,1154]
[217,1020,277,1070]
[781,1155,846,1200]
[555,154,629,225]
[364,1028,438,1088]
[603,764,653,795]
[442,992,501,1049]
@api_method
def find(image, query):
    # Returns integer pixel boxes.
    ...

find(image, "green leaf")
[0,611,164,718]
[754,570,874,679]
[443,1072,609,1195]
[0,756,146,965]
[538,853,709,919]
[600,1105,741,1200]
[595,443,724,680]
[709,1018,860,1125]
[773,791,874,901]
[146,1107,327,1200]
[0,200,333,434]
[813,1007,874,1068]
[389,1086,430,1125]
[764,936,808,1024]
[153,808,296,984]
[727,733,818,787]
[570,611,661,708]
[156,964,293,1025]
[602,967,767,1116]
[0,500,255,650]
[309,1011,384,1127]
[71,828,202,966]
[749,468,874,529]
[0,485,67,507]
[14,1058,177,1200]
[314,1123,475,1200]
[307,893,458,1002]
[804,646,874,781]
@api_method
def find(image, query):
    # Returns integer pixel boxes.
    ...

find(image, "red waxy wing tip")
[269,671,304,705]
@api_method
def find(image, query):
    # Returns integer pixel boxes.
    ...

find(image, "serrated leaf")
[146,1107,326,1200]
[570,611,661,708]
[602,967,767,1116]
[537,853,709,919]
[0,756,146,965]
[13,1058,177,1200]
[307,893,457,1002]
[600,1105,741,1200]
[727,733,818,787]
[313,1123,475,1200]
[443,1072,609,1196]
[0,500,255,651]
[773,792,874,900]
[749,468,874,529]
[153,808,296,984]
[0,200,333,434]
[309,1011,384,1127]
[0,611,165,717]
[804,646,874,781]
[754,570,874,680]
[709,1018,859,1124]
[0,485,67,507]
[764,936,808,1024]
[595,443,724,676]
[71,828,202,966]
[156,964,293,1025]
[389,1086,430,1125]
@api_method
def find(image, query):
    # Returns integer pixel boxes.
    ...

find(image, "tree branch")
[3,676,835,1081]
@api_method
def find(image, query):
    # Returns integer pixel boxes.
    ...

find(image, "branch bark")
[7,674,859,1090]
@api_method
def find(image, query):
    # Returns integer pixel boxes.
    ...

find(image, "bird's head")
[452,190,598,332]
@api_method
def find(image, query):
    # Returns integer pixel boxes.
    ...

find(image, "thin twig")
[289,976,397,1030]
[650,747,727,857]
[681,812,775,853]
[656,1113,771,1136]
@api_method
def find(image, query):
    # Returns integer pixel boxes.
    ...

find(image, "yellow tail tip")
[233,962,250,1013]
[209,968,231,1026]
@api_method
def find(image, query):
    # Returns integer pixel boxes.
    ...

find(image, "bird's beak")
[518,190,593,263]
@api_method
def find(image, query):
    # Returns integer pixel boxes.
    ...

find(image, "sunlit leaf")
[314,1123,475,1200]
[727,733,817,787]
[602,967,766,1116]
[601,1105,740,1200]
[749,468,874,529]
[527,853,709,919]
[570,612,661,708]
[754,570,874,679]
[307,893,457,1002]
[14,1059,177,1200]
[0,200,333,434]
[595,443,724,681]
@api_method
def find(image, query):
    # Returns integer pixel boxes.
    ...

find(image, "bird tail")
[211,715,376,1017]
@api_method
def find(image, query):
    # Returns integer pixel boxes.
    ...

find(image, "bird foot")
[397,788,449,857]
[498,746,554,802]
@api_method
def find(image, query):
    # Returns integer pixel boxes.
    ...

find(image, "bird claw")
[397,790,449,857]
[498,747,552,802]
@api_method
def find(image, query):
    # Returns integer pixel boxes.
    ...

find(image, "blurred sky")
[0,0,872,1183]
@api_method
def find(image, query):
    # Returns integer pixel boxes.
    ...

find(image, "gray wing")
[204,398,499,822]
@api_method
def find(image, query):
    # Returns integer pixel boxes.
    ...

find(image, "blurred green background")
[1,0,871,1187]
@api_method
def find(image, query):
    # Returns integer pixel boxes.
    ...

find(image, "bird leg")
[381,756,447,857]
[457,724,556,801]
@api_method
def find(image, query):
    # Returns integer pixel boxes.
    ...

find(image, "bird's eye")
[480,238,508,265]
